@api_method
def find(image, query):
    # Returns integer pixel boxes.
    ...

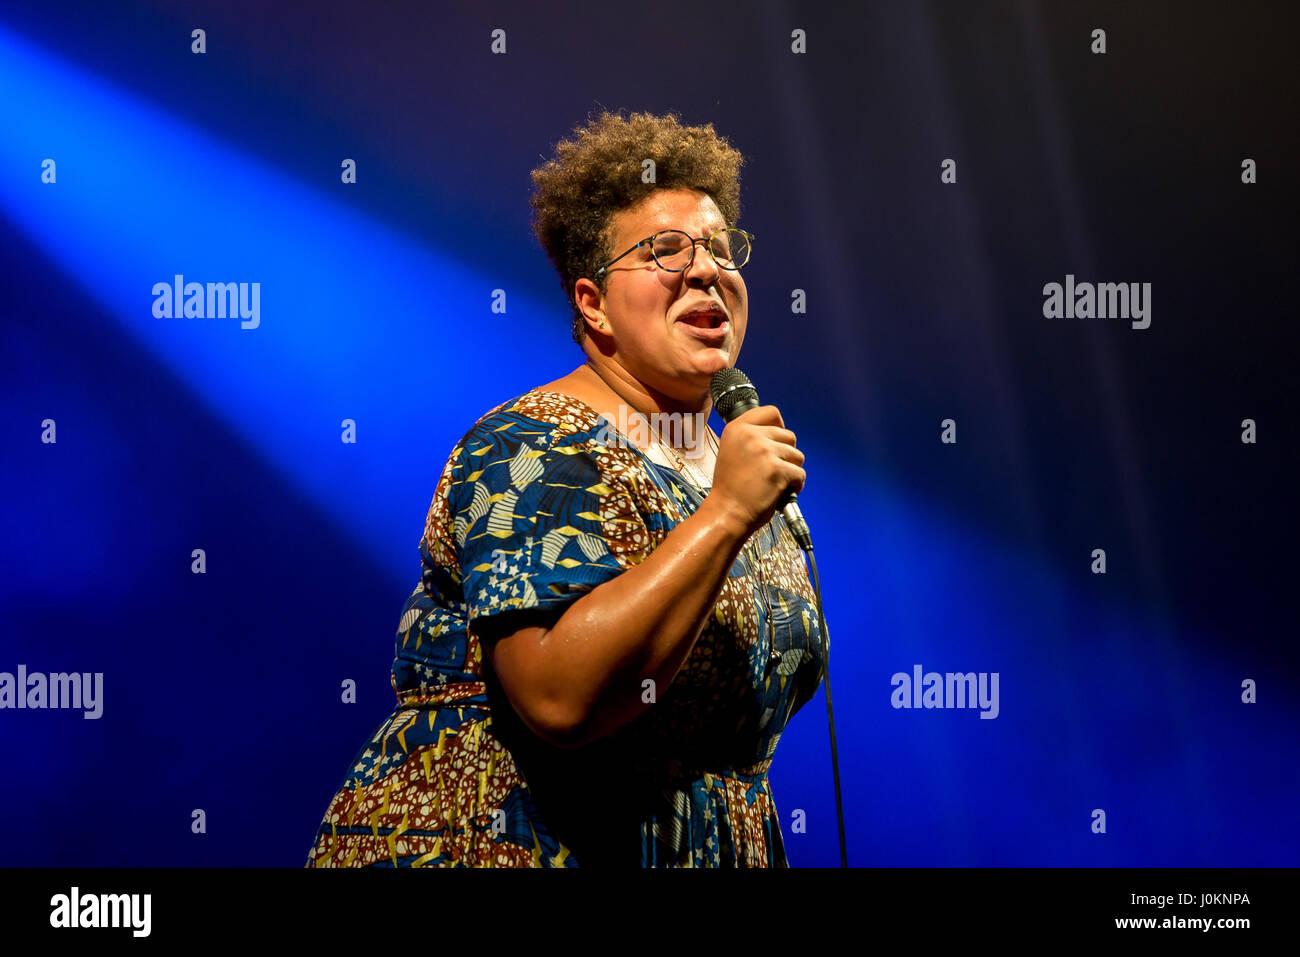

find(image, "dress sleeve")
[448,417,653,630]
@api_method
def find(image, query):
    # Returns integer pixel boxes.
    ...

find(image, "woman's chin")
[692,349,733,376]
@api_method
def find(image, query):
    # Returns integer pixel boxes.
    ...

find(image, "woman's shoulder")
[450,387,607,458]
[420,386,681,571]
[441,386,656,490]
[473,388,601,436]
[421,388,613,567]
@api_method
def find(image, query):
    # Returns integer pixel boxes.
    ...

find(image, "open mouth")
[678,311,727,329]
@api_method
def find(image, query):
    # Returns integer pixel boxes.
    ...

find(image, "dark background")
[1,0,1295,866]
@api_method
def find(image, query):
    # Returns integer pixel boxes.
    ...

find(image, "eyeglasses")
[594,227,754,279]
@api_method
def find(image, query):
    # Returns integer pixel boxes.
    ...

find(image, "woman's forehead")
[615,191,724,241]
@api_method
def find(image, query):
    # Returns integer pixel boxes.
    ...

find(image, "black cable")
[804,544,847,867]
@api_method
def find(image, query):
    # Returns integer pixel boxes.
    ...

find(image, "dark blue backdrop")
[1,0,1295,866]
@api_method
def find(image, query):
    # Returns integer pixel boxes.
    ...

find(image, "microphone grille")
[710,367,757,420]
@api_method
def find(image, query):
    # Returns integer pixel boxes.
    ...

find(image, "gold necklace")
[654,423,718,488]
[581,363,717,486]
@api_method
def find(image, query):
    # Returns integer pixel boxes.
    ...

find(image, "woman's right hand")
[707,405,805,540]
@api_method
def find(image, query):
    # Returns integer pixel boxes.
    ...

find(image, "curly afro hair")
[529,109,746,345]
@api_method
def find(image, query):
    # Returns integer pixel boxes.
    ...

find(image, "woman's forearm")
[541,496,750,749]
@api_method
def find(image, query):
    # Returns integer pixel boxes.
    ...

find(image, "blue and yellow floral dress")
[306,388,825,867]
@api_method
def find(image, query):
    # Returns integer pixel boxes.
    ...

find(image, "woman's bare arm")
[477,496,748,749]
[475,405,804,750]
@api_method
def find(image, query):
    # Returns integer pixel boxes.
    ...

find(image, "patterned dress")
[305,388,825,867]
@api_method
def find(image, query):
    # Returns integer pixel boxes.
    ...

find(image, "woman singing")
[306,109,824,867]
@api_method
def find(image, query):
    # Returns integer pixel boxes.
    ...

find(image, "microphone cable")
[803,541,846,867]
[711,366,846,867]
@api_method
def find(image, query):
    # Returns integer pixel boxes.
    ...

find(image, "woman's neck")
[579,360,710,422]
[577,361,716,463]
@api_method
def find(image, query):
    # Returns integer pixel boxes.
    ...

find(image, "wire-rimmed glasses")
[594,227,754,279]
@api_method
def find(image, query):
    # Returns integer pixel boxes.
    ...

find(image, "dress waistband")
[396,679,488,710]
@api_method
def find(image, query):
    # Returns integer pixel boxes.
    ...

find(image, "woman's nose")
[684,239,722,281]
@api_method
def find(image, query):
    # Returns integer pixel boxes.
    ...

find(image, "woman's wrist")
[694,492,752,546]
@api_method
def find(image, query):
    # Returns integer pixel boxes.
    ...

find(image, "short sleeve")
[449,416,652,628]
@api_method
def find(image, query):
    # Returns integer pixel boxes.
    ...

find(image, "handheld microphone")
[709,367,813,551]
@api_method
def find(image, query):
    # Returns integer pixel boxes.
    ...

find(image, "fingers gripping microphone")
[709,368,813,552]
